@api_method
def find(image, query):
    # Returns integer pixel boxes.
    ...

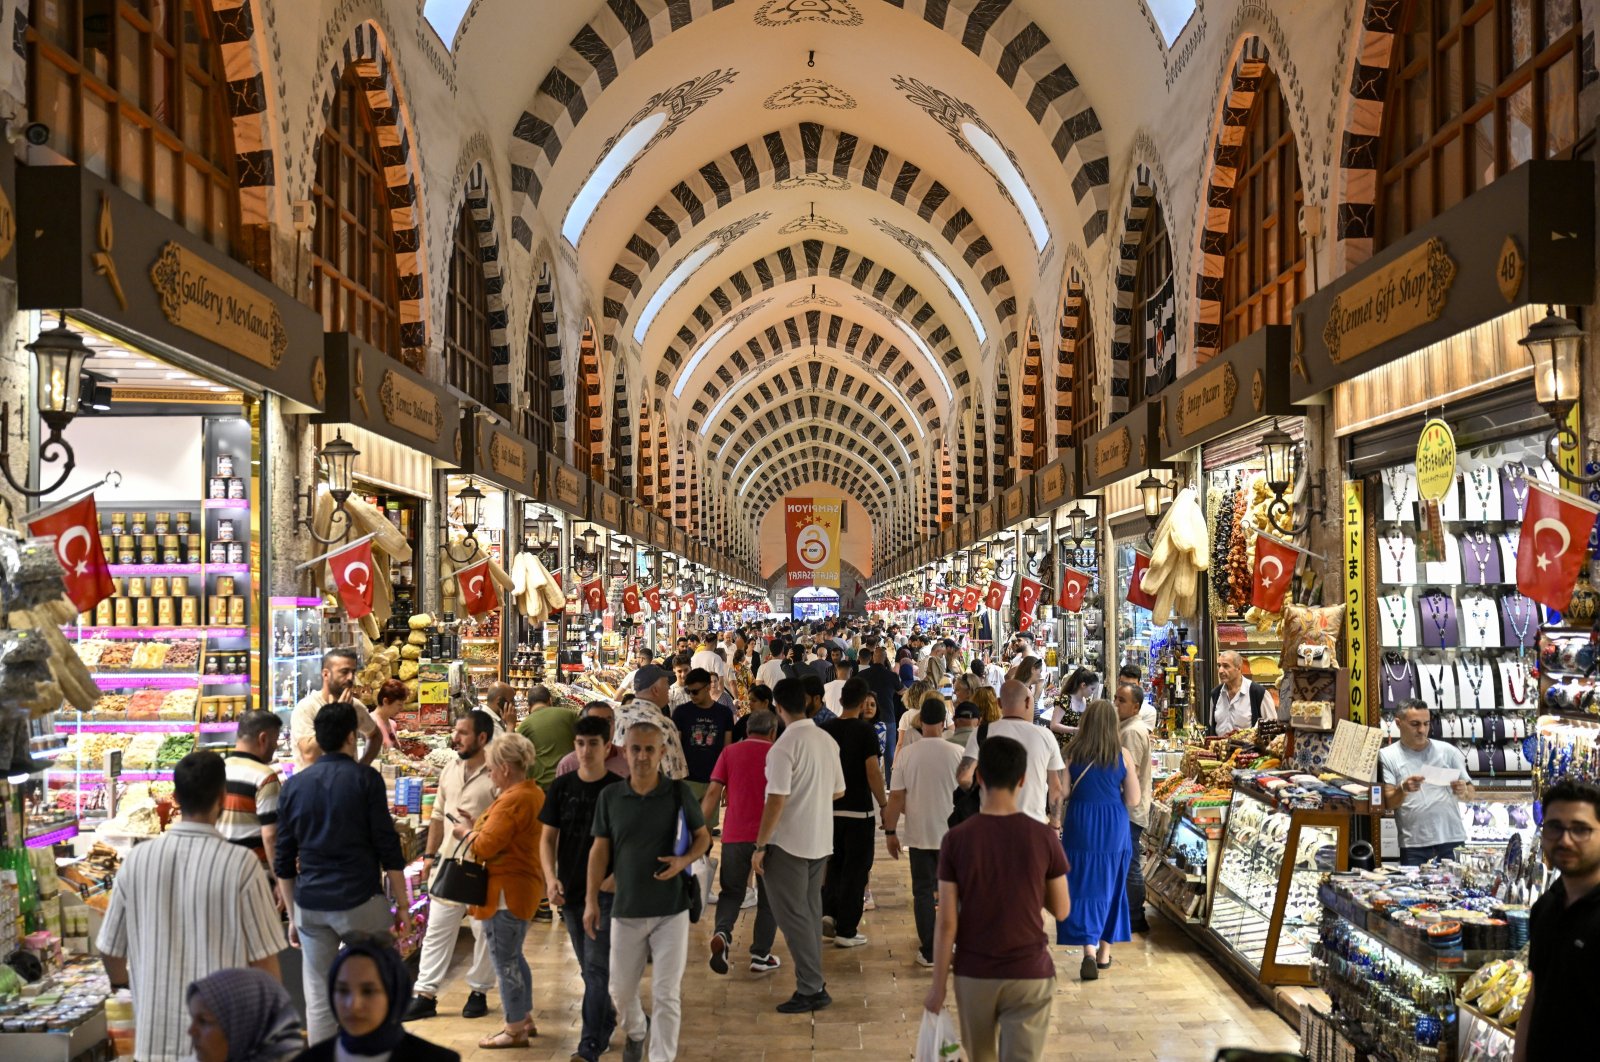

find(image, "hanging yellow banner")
[786,498,842,588]
[1343,480,1368,725]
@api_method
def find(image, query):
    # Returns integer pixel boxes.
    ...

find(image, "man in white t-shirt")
[822,657,855,718]
[755,637,791,690]
[290,649,378,770]
[883,696,963,966]
[691,635,730,682]
[957,680,1064,827]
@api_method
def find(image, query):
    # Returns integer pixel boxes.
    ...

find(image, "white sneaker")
[821,915,836,939]
[915,952,934,968]
[862,889,876,911]
[741,887,759,910]
[834,934,869,948]
[749,953,782,974]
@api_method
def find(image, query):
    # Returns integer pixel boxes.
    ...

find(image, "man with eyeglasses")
[1517,778,1600,1062]
[671,667,735,813]
[1378,698,1472,866]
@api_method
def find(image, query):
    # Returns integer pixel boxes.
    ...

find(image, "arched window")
[522,301,555,452]
[1379,0,1581,246]
[27,0,240,252]
[1021,329,1046,472]
[608,368,629,496]
[310,65,403,363]
[445,206,495,407]
[1129,204,1174,406]
[574,323,601,478]
[1062,277,1098,448]
[1222,68,1305,347]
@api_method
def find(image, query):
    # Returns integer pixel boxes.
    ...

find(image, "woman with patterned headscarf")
[183,968,303,1062]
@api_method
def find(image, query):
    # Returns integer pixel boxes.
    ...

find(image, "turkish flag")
[1126,550,1157,610]
[1018,612,1034,633]
[581,577,606,613]
[854,580,864,597]
[920,592,935,609]
[946,587,963,611]
[1017,576,1043,617]
[983,579,1007,610]
[683,592,697,614]
[1250,533,1302,613]
[28,494,115,613]
[962,585,982,613]
[622,584,642,616]
[644,584,663,612]
[1516,481,1600,611]
[1058,567,1091,612]
[327,538,376,619]
[456,559,498,616]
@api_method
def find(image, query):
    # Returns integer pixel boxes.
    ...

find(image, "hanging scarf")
[326,936,412,1056]
[185,968,304,1062]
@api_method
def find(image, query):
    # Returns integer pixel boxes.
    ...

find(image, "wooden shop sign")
[1175,362,1238,436]
[650,512,673,552]
[1158,326,1297,460]
[629,507,650,541]
[315,334,460,466]
[1002,480,1032,525]
[150,242,288,372]
[1035,455,1072,510]
[0,146,16,280]
[379,369,443,442]
[590,481,623,531]
[1094,427,1131,480]
[977,503,996,537]
[1292,159,1593,401]
[473,423,537,495]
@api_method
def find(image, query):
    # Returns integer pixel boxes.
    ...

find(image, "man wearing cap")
[945,701,981,746]
[615,663,689,781]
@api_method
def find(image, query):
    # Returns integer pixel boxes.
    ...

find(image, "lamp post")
[294,431,362,545]
[444,482,486,562]
[1520,307,1600,483]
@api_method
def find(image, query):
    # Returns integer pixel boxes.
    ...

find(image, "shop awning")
[471,418,540,496]
[316,334,460,467]
[1291,159,1593,403]
[1081,399,1165,494]
[542,454,588,519]
[1157,325,1298,460]
[18,166,324,412]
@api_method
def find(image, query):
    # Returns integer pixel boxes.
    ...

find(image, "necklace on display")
[1381,532,1411,581]
[1463,595,1495,643]
[1505,594,1534,649]
[1382,657,1411,703]
[1506,463,1530,521]
[1422,593,1453,647]
[1500,531,1520,571]
[1468,467,1496,516]
[1381,595,1411,644]
[1463,533,1493,582]
[1504,661,1530,706]
[1384,467,1415,516]
[1461,659,1486,706]
[1425,667,1444,707]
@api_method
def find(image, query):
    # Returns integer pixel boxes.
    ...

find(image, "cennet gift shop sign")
[786,498,842,589]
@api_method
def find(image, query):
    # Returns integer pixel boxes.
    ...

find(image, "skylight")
[959,121,1049,253]
[562,112,668,247]
[1146,0,1198,47]
[920,248,986,344]
[885,312,955,403]
[633,238,718,344]
[423,0,473,47]
[674,316,743,398]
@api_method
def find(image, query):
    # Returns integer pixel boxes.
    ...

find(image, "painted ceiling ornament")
[764,78,857,110]
[754,0,864,28]
[870,217,929,254]
[779,214,848,236]
[890,74,1027,210]
[774,171,852,192]
[789,291,841,308]
[594,68,741,187]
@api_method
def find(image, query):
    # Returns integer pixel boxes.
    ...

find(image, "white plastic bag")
[915,1007,962,1062]
[694,854,718,903]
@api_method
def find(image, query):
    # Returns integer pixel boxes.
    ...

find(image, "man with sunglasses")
[1379,699,1472,866]
[671,667,735,814]
[1517,778,1600,1062]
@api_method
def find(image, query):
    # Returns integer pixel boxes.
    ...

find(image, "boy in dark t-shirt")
[671,667,735,805]
[819,678,887,946]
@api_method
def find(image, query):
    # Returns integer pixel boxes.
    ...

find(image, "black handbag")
[431,834,489,907]
[947,722,989,827]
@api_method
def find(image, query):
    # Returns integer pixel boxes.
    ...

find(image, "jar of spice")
[216,519,235,542]
[110,513,127,537]
[129,512,147,536]
[161,536,182,564]
[227,542,245,565]
[138,536,158,564]
[209,541,228,565]
[153,512,170,535]
[228,478,246,500]
[209,478,227,500]
[175,512,191,536]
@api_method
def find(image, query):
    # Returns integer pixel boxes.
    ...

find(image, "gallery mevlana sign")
[151,242,289,370]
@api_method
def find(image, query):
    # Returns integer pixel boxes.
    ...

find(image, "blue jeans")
[483,909,532,1024]
[560,893,617,1060]
[1127,824,1147,924]
[1400,842,1461,867]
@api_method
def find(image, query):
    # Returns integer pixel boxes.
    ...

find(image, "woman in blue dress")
[1056,698,1143,980]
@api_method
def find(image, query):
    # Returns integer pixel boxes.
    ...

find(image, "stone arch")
[717,398,922,478]
[607,357,633,495]
[574,318,603,474]
[1106,162,1166,420]
[209,0,279,230]
[531,259,567,428]
[508,0,1111,246]
[315,19,429,357]
[1019,318,1045,472]
[449,161,513,402]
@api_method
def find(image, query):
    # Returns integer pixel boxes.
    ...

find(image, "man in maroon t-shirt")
[926,735,1070,1062]
[701,709,780,975]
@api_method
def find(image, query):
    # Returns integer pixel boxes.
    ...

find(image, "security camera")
[22,122,49,146]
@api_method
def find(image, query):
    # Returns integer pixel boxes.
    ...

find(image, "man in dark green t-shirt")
[515,683,578,789]
[587,718,709,1062]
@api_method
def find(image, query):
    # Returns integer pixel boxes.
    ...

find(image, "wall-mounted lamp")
[1260,420,1327,536]
[1,317,93,496]
[1137,472,1179,541]
[1065,502,1092,547]
[294,431,362,544]
[444,482,487,562]
[1520,307,1600,483]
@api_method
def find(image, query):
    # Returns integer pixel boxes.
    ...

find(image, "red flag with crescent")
[919,592,934,609]
[1250,533,1303,613]
[962,585,982,613]
[983,579,1007,611]
[644,584,662,612]
[27,494,115,613]
[946,587,963,611]
[683,592,697,614]
[1516,481,1600,611]
[1018,612,1034,633]
[1126,550,1157,610]
[1058,567,1091,612]
[1017,576,1043,618]
[327,538,377,619]
[622,583,642,616]
[581,576,606,613]
[456,559,498,616]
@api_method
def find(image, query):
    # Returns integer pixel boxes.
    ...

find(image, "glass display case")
[269,597,327,719]
[1208,788,1351,985]
[1146,811,1223,924]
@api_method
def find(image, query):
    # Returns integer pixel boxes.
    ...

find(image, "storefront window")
[1379,0,1581,246]
[523,301,555,452]
[445,206,495,408]
[27,0,240,254]
[1220,67,1305,349]
[310,65,404,364]
[1129,204,1173,407]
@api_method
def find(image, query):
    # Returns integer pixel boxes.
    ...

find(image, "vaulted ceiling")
[449,0,1186,570]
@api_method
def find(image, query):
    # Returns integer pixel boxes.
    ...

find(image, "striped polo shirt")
[97,821,284,1062]
[218,749,281,863]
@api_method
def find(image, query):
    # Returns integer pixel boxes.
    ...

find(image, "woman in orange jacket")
[452,732,545,1049]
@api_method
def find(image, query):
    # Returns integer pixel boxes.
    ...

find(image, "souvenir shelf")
[1373,450,1551,784]
[1206,786,1351,985]
[1144,801,1224,924]
[1531,626,1600,798]
[268,597,328,717]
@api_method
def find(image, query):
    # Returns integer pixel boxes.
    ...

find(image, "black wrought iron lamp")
[1,317,93,496]
[1260,420,1327,536]
[444,482,486,563]
[1137,471,1179,543]
[1520,307,1600,484]
[1065,501,1093,547]
[293,431,361,545]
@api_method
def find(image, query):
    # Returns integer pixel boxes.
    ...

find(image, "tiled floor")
[413,837,1300,1060]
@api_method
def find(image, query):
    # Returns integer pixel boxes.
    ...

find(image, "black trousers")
[821,816,876,938]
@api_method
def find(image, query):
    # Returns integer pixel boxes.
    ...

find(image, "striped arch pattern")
[655,416,671,513]
[460,164,513,402]
[209,0,276,227]
[955,405,970,513]
[508,0,1110,247]
[1193,38,1270,364]
[533,263,566,424]
[737,449,897,519]
[1335,0,1598,271]
[1019,325,1044,471]
[735,433,899,503]
[607,122,1016,349]
[992,363,1011,489]
[708,372,925,467]
[656,240,970,385]
[715,398,921,481]
[577,328,603,468]
[673,443,695,531]
[319,21,427,356]
[1057,269,1086,449]
[609,363,632,494]
[637,400,657,505]
[939,440,954,527]
[971,403,991,505]
[1107,164,1159,420]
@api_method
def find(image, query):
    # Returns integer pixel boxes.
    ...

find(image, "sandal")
[479,1026,535,1049]
[1096,956,1114,969]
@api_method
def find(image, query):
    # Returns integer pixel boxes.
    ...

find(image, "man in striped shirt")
[98,751,285,1062]
[218,710,283,870]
